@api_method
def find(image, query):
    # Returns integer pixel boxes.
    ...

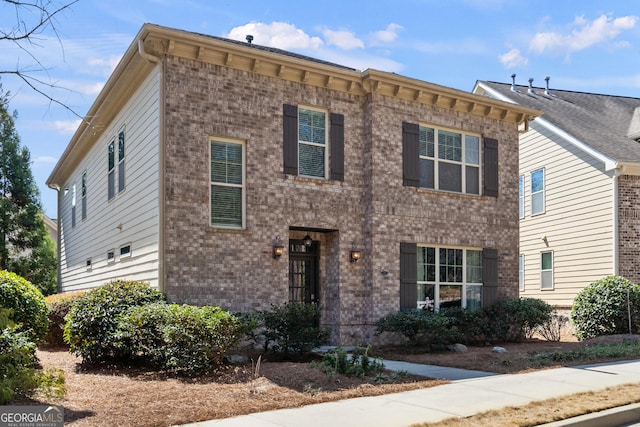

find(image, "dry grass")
[414,383,640,427]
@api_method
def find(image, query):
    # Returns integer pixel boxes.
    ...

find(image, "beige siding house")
[47,24,539,344]
[475,80,640,308]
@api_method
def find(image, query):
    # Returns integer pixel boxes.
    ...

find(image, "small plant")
[537,312,570,342]
[0,327,38,404]
[64,280,165,364]
[260,302,329,357]
[482,298,553,342]
[375,309,461,347]
[571,276,640,340]
[115,303,245,375]
[43,291,84,347]
[0,270,49,342]
[320,346,385,378]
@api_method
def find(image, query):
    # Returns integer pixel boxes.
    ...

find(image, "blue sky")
[1,0,639,217]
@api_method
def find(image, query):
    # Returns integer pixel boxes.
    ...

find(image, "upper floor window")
[298,107,327,178]
[283,104,344,181]
[210,138,245,228]
[108,140,115,200]
[71,183,76,228]
[118,129,126,193]
[81,171,87,220]
[518,175,525,218]
[531,168,545,215]
[417,126,481,194]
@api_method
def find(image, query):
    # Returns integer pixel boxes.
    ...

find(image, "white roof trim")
[474,81,618,171]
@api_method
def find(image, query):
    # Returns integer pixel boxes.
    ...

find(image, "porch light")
[350,249,362,263]
[303,234,313,247]
[272,235,285,259]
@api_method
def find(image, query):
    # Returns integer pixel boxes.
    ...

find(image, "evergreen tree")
[0,86,57,295]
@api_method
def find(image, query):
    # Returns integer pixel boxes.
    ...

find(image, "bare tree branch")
[1,0,84,119]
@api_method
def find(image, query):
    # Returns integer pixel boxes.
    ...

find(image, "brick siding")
[162,55,520,344]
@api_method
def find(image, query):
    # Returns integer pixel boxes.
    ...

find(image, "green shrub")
[0,270,49,342]
[43,291,84,347]
[481,298,553,342]
[63,280,164,364]
[321,345,384,378]
[0,327,38,404]
[571,276,640,340]
[440,306,485,344]
[375,309,461,347]
[114,303,245,375]
[260,302,329,357]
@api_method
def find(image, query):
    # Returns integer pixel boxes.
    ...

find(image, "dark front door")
[289,239,319,304]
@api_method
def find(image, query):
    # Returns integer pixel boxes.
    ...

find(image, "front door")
[289,239,319,304]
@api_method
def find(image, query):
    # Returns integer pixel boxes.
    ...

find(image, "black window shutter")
[329,113,344,181]
[283,104,298,175]
[402,122,420,187]
[400,242,418,310]
[483,137,499,197]
[482,248,498,307]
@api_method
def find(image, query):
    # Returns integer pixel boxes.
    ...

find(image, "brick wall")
[162,55,520,344]
[618,175,640,283]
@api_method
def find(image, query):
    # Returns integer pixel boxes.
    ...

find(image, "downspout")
[49,184,63,293]
[137,36,165,293]
[613,165,624,276]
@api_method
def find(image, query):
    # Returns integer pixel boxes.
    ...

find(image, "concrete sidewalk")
[177,359,640,427]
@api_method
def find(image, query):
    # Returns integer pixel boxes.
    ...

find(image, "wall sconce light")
[273,235,285,259]
[303,234,313,248]
[350,248,362,263]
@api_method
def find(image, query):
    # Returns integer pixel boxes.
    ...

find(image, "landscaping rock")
[225,354,249,364]
[492,346,507,353]
[448,343,468,353]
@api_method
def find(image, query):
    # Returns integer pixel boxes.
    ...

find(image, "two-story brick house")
[47,24,539,344]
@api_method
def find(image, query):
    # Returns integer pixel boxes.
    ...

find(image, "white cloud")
[371,23,403,44]
[322,29,364,50]
[529,14,637,55]
[499,48,528,68]
[32,156,59,167]
[226,22,323,50]
[48,120,82,135]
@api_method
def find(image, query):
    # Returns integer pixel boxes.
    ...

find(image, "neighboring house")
[474,79,640,309]
[43,215,57,245]
[46,24,539,344]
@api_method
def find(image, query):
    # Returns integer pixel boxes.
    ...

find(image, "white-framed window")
[418,125,481,194]
[541,250,553,290]
[86,259,92,271]
[210,137,245,228]
[298,107,327,178]
[118,127,125,193]
[120,244,132,259]
[81,171,87,220]
[417,246,483,310]
[519,254,525,291]
[108,139,115,200]
[71,183,77,228]
[531,168,545,215]
[518,175,525,219]
[107,250,115,264]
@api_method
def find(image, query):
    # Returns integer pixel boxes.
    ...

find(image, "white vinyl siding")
[519,254,524,291]
[519,121,614,306]
[518,175,525,219]
[58,67,162,292]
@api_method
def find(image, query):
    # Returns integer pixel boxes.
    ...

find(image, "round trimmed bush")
[43,291,84,347]
[115,303,245,375]
[0,270,49,342]
[64,280,164,363]
[571,276,640,340]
